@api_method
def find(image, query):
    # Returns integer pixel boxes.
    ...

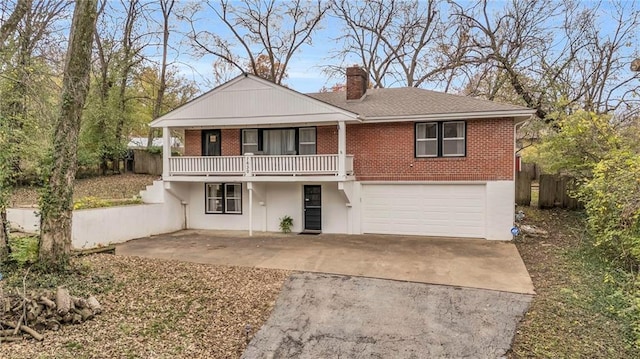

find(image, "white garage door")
[362,184,486,238]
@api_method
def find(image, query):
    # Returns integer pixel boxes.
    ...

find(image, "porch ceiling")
[158,113,361,129]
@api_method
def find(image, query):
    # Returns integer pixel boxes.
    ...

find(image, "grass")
[510,208,640,358]
[73,196,143,210]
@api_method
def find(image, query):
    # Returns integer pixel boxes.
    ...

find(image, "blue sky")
[168,3,348,94]
[147,0,638,97]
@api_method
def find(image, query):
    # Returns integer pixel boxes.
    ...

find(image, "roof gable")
[151,74,357,127]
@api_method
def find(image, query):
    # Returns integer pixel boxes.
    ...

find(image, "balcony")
[168,154,354,178]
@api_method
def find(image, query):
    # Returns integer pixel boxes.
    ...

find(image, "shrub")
[73,196,142,210]
[9,235,39,266]
[576,149,640,265]
[279,215,293,233]
[73,196,109,210]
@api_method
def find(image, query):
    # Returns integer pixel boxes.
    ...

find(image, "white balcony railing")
[169,154,354,177]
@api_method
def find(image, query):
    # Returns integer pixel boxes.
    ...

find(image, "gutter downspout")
[514,118,530,179]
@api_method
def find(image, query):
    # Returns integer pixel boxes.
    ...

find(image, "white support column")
[338,121,346,177]
[248,182,254,237]
[162,127,170,179]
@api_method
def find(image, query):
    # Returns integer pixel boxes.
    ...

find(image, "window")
[415,121,466,157]
[298,127,316,155]
[242,129,259,154]
[442,122,465,156]
[241,127,317,155]
[263,129,296,155]
[415,123,438,157]
[205,183,242,214]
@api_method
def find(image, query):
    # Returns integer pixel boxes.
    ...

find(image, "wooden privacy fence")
[538,174,581,209]
[516,173,582,209]
[515,172,532,206]
[133,149,162,175]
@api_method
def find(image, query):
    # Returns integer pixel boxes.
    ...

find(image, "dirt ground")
[508,208,639,358]
[10,174,157,207]
[0,255,290,358]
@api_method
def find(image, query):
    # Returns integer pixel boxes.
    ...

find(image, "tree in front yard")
[39,0,98,269]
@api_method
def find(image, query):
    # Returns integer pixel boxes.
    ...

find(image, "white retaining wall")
[6,208,40,234]
[7,183,184,249]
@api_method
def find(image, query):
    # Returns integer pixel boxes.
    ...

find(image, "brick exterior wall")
[316,125,337,154]
[346,119,514,181]
[184,129,241,156]
[182,119,514,181]
[184,130,201,156]
[221,129,241,156]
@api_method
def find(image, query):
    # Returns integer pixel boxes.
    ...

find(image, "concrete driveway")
[116,229,533,294]
[117,230,534,357]
[243,273,532,358]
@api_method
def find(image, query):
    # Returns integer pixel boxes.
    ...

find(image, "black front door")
[303,185,322,231]
[202,130,221,156]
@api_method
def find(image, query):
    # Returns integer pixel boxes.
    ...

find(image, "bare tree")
[39,0,97,269]
[329,0,471,89]
[112,0,150,170]
[452,0,640,121]
[0,0,30,50]
[91,0,114,174]
[146,0,174,149]
[187,0,329,85]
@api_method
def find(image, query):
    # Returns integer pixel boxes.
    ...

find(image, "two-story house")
[149,66,534,240]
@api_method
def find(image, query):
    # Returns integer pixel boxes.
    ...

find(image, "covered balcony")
[150,73,362,182]
[168,154,354,177]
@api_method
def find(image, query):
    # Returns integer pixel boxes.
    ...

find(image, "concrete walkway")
[117,230,534,294]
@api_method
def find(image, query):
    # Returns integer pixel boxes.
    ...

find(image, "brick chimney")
[346,66,368,100]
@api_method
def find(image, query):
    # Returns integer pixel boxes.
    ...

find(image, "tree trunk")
[0,0,31,49]
[39,0,97,269]
[0,210,9,260]
[147,0,173,150]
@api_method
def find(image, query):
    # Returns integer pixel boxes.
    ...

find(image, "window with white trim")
[415,121,466,157]
[205,183,242,214]
[298,127,316,155]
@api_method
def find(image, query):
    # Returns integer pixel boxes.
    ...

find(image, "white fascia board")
[151,112,360,128]
[359,180,490,185]
[164,175,356,183]
[362,110,535,123]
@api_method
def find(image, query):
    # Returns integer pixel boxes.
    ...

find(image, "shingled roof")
[307,87,533,121]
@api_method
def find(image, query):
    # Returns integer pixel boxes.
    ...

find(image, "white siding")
[154,76,355,127]
[186,182,350,234]
[485,181,516,241]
